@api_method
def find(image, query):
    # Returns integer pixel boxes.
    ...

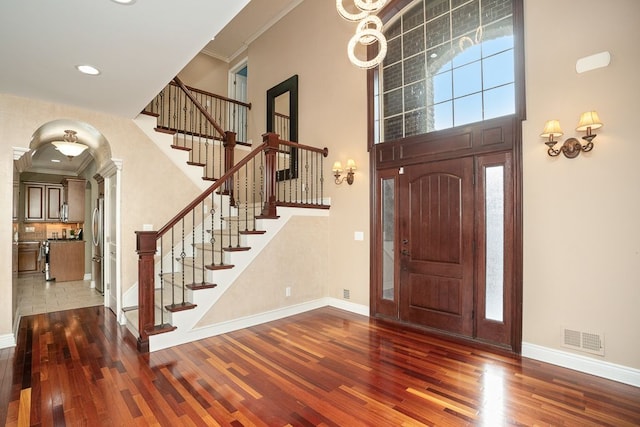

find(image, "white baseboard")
[522,342,640,387]
[84,273,91,281]
[150,297,370,352]
[0,333,16,349]
[326,297,369,317]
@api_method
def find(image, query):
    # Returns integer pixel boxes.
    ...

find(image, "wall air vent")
[562,327,605,356]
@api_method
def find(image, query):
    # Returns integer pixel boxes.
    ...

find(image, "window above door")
[373,0,519,144]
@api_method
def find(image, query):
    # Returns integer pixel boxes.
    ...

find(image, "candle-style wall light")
[332,159,356,185]
[541,111,603,159]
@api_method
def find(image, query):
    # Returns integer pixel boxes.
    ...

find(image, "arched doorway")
[12,119,122,328]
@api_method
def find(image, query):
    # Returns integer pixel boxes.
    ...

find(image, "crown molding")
[201,0,304,63]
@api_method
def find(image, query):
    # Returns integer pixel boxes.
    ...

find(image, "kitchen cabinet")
[49,240,85,282]
[18,241,41,274]
[23,182,63,222]
[62,178,86,223]
[24,184,44,221]
[46,185,62,221]
[13,182,19,221]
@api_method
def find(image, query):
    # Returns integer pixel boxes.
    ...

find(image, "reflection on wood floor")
[1,306,639,426]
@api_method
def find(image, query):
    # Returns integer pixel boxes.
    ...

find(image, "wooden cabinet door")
[18,242,41,273]
[63,178,86,223]
[25,184,44,221]
[13,182,19,221]
[46,185,62,221]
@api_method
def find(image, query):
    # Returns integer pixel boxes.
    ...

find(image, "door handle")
[401,249,410,256]
[402,239,409,245]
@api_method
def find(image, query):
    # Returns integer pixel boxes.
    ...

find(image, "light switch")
[354,231,364,241]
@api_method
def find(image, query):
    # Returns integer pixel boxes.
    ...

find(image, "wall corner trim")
[0,333,17,350]
[522,342,640,387]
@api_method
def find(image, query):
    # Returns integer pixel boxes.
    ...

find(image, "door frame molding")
[369,117,523,353]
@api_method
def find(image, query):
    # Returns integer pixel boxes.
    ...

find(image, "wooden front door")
[399,157,475,337]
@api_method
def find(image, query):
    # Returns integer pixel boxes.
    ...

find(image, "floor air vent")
[562,327,605,356]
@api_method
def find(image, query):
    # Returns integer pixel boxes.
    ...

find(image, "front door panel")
[399,157,475,336]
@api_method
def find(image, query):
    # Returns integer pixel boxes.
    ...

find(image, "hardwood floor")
[1,306,639,426]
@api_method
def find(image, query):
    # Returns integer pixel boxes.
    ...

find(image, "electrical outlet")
[285,286,291,297]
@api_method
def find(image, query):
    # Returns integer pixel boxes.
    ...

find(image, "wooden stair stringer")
[148,206,330,352]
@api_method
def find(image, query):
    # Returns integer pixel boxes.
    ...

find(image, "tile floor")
[17,274,104,317]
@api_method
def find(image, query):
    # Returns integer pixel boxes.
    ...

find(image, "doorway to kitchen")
[12,119,121,331]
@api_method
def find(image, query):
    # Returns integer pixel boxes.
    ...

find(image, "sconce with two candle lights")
[332,159,357,185]
[541,111,603,159]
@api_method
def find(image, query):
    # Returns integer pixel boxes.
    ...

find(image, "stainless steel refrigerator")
[92,197,104,294]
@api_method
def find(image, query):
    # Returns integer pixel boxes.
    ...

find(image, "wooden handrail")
[168,80,252,109]
[156,141,268,238]
[277,139,329,157]
[172,76,227,138]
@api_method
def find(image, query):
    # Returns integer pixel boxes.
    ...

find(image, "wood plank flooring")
[1,306,639,426]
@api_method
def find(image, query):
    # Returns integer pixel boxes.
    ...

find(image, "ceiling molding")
[201,0,304,63]
[200,47,233,63]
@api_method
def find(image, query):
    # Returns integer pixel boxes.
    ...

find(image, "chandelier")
[337,0,388,69]
[52,130,89,159]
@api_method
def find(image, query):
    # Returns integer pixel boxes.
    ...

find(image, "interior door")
[399,157,475,336]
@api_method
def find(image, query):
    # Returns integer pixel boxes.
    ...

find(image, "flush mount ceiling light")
[111,0,136,4]
[76,64,101,75]
[52,130,89,159]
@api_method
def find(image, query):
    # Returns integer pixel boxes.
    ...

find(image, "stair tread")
[186,161,205,167]
[222,246,251,252]
[165,302,197,313]
[146,324,177,336]
[205,264,234,271]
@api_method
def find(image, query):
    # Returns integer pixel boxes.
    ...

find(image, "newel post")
[261,132,280,218]
[223,131,236,204]
[136,230,157,353]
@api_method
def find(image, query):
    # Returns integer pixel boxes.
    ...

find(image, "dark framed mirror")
[267,75,298,181]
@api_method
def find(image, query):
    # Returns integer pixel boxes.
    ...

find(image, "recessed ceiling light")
[76,64,101,76]
[111,0,136,4]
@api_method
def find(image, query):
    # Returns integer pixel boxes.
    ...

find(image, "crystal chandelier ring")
[354,0,387,11]
[356,15,383,45]
[336,0,369,21]
[347,28,387,69]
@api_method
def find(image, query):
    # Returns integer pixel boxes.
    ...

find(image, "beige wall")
[197,215,328,325]
[522,0,640,368]
[0,94,202,337]
[245,0,371,307]
[177,52,229,96]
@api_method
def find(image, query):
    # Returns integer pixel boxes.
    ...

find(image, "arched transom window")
[375,0,516,142]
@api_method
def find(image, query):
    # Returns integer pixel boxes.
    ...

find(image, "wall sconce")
[541,111,603,159]
[332,159,356,185]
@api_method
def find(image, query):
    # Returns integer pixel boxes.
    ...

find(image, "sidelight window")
[375,0,516,142]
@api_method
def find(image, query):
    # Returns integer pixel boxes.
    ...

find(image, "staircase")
[128,78,330,352]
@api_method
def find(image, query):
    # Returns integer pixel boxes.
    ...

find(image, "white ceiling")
[2,0,302,176]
